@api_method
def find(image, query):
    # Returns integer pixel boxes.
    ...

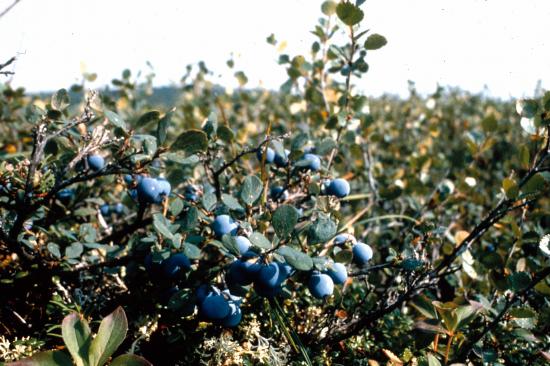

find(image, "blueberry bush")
[1,1,550,365]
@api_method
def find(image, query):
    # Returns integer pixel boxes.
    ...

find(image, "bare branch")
[0,0,20,19]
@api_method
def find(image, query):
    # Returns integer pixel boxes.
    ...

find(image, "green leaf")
[432,301,458,332]
[104,110,126,129]
[427,353,442,366]
[307,216,337,244]
[8,350,73,366]
[88,307,128,366]
[153,213,174,240]
[65,242,84,259]
[336,2,364,26]
[62,313,91,366]
[170,130,208,155]
[321,1,337,15]
[364,33,387,50]
[52,89,70,111]
[455,303,481,328]
[217,125,235,143]
[183,242,201,259]
[481,114,498,132]
[249,232,272,250]
[136,110,160,127]
[234,71,248,86]
[169,197,184,216]
[157,109,173,145]
[221,234,241,257]
[47,242,61,259]
[272,205,299,238]
[222,193,244,211]
[509,307,537,318]
[110,354,153,366]
[179,207,199,232]
[507,272,532,292]
[502,177,519,199]
[516,99,539,118]
[277,246,313,271]
[202,193,217,211]
[522,173,547,194]
[240,175,263,205]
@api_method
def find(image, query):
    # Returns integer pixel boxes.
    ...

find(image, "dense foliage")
[1,1,550,365]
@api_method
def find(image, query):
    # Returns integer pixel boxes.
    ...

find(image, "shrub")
[1,1,550,365]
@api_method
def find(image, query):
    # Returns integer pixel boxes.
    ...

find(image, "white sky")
[1,0,550,98]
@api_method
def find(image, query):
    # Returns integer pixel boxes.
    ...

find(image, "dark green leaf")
[336,2,364,26]
[217,125,235,143]
[364,33,387,50]
[157,109,174,145]
[52,89,70,110]
[308,216,337,244]
[272,205,299,238]
[222,193,244,211]
[240,175,263,205]
[170,130,208,155]
[277,246,313,271]
[9,350,73,366]
[153,213,174,240]
[104,110,126,129]
[110,354,153,366]
[507,272,532,292]
[65,242,84,259]
[136,111,160,127]
[183,243,201,259]
[249,232,271,250]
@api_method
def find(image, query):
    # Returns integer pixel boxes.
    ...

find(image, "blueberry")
[87,154,105,171]
[352,242,373,265]
[325,262,348,285]
[114,202,124,214]
[276,261,294,278]
[253,281,282,298]
[299,153,321,171]
[256,147,275,164]
[57,188,75,203]
[136,177,161,204]
[123,174,133,185]
[327,178,351,198]
[184,185,200,202]
[196,284,220,305]
[274,149,290,167]
[257,262,287,288]
[270,186,288,201]
[226,259,261,286]
[162,253,191,279]
[157,178,171,197]
[212,215,239,238]
[100,204,110,216]
[200,294,230,320]
[144,253,164,278]
[235,236,251,256]
[308,272,334,299]
[221,301,242,327]
[333,233,356,246]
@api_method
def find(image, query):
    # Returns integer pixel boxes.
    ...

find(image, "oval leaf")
[240,175,263,205]
[62,313,92,366]
[272,205,299,238]
[88,307,128,366]
[170,130,208,155]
